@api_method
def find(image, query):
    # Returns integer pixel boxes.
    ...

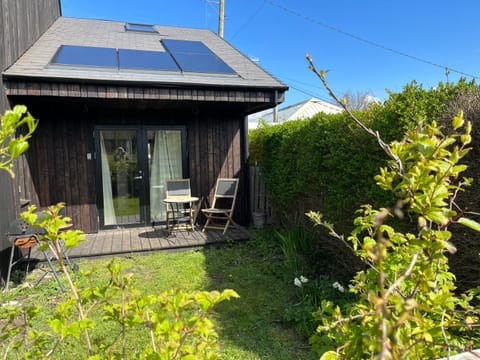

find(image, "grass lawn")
[2,232,318,359]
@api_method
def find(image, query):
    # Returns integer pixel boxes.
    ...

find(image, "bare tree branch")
[305,54,404,175]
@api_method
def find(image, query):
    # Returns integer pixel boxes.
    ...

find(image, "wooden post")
[218,0,225,38]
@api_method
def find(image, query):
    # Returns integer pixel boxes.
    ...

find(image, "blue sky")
[61,0,480,108]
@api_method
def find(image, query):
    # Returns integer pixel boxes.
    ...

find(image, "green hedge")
[249,79,478,229]
[250,111,392,229]
[249,79,480,284]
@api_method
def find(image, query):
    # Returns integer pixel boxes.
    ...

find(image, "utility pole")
[218,0,225,38]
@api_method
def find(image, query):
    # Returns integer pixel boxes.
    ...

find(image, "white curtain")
[100,133,117,225]
[150,130,183,222]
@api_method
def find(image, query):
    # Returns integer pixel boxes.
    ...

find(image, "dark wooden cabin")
[0,0,61,279]
[2,17,287,241]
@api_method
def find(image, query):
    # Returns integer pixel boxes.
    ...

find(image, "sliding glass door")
[96,127,185,228]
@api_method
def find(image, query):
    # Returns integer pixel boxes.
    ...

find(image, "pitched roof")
[3,17,288,91]
[248,97,342,129]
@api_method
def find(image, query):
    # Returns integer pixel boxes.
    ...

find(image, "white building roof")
[248,97,342,129]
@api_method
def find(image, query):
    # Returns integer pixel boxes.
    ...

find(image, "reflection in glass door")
[99,130,142,226]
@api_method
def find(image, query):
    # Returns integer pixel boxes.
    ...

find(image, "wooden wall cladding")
[0,0,60,113]
[189,114,246,223]
[20,106,99,233]
[10,97,249,233]
[0,0,60,252]
[4,80,279,105]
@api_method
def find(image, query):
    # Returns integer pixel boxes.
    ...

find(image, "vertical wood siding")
[191,112,247,225]
[0,0,60,253]
[10,98,249,234]
[0,0,60,112]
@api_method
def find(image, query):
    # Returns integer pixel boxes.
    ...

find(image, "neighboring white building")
[248,97,342,129]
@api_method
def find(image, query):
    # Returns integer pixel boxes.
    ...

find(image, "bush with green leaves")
[249,78,479,228]
[1,256,238,359]
[250,112,391,226]
[249,78,480,284]
[284,274,356,340]
[307,112,480,359]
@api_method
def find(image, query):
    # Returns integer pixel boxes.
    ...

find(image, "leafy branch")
[0,105,38,177]
[305,55,480,359]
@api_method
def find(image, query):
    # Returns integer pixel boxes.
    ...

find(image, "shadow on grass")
[201,229,317,360]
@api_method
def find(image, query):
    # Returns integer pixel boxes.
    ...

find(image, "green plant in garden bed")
[284,275,357,339]
[306,57,480,360]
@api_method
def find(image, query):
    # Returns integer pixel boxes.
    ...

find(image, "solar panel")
[172,53,236,74]
[162,39,212,55]
[51,41,236,75]
[162,39,236,75]
[51,45,117,68]
[119,49,179,71]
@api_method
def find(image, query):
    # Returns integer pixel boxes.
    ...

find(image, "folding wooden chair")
[201,178,239,234]
[165,179,197,231]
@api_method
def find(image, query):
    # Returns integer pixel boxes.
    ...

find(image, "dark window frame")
[125,23,157,33]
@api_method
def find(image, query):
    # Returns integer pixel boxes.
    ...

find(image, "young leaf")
[457,217,480,232]
[320,350,338,360]
[452,110,464,129]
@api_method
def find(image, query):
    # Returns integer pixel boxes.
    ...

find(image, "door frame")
[94,125,187,229]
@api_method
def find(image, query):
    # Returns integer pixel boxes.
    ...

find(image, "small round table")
[163,196,199,232]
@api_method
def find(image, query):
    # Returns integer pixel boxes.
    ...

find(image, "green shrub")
[250,112,392,227]
[308,112,480,359]
[249,79,480,282]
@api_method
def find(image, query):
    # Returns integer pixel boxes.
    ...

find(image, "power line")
[204,0,219,29]
[288,85,333,103]
[264,0,479,80]
[277,76,333,101]
[272,72,338,104]
[229,2,266,40]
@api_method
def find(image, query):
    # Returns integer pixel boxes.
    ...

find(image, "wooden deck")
[43,225,251,259]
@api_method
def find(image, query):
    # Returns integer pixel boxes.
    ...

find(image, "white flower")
[2,300,21,307]
[294,277,302,287]
[300,276,309,283]
[332,281,345,293]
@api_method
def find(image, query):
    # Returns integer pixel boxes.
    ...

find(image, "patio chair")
[165,179,196,231]
[201,178,239,234]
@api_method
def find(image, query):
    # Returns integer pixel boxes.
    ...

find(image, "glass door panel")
[99,130,141,226]
[96,127,185,228]
[148,130,183,223]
